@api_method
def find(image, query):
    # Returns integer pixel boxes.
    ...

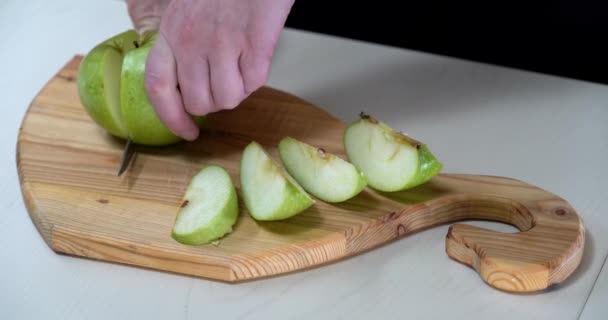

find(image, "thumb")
[126,0,168,33]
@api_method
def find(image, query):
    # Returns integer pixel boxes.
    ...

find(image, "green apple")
[77,29,204,146]
[344,113,443,192]
[240,141,315,220]
[171,165,239,245]
[278,137,367,203]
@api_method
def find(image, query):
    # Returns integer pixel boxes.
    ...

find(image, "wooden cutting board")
[17,56,585,293]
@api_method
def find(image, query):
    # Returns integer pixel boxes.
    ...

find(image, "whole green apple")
[77,29,204,146]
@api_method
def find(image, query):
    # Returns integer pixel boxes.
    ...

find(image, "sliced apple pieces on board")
[240,141,315,220]
[278,137,367,203]
[172,166,239,245]
[344,113,443,192]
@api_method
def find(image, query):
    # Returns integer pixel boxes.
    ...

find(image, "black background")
[284,0,608,85]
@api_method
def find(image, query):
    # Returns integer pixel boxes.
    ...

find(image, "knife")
[117,77,181,176]
[117,138,136,176]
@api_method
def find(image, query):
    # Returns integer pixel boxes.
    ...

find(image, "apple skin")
[403,144,443,190]
[78,29,205,146]
[171,166,239,246]
[344,115,443,192]
[77,29,138,139]
[240,141,315,221]
[120,31,184,146]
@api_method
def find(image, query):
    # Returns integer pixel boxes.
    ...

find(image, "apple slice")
[278,137,367,203]
[77,29,139,139]
[171,166,239,245]
[344,113,443,192]
[240,141,315,220]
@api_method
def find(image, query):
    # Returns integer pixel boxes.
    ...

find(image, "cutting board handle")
[373,175,585,292]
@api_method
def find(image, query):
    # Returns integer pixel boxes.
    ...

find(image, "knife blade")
[117,138,136,176]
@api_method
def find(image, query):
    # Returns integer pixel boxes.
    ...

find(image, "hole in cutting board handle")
[361,174,585,293]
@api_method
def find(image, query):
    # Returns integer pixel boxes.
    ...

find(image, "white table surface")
[581,255,608,320]
[1,0,607,319]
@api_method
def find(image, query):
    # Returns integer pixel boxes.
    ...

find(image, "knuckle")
[177,15,195,44]
[183,91,213,116]
[162,112,181,128]
[216,91,243,110]
[242,62,270,94]
[209,35,226,51]
[144,71,167,97]
[243,68,269,94]
[177,29,193,48]
[144,52,170,97]
[184,104,208,116]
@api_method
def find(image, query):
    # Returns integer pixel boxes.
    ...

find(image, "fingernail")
[182,128,199,141]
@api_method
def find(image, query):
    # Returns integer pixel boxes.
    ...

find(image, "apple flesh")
[77,30,138,139]
[240,141,315,220]
[171,166,239,245]
[278,137,367,203]
[344,113,443,192]
[77,29,204,146]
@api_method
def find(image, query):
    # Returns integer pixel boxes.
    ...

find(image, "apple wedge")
[278,137,367,203]
[240,141,315,220]
[171,166,238,245]
[344,113,443,192]
[77,29,139,140]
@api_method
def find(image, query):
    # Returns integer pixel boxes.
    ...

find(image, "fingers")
[176,56,216,116]
[209,50,246,109]
[177,51,248,115]
[145,32,199,141]
[239,50,271,95]
[175,46,248,115]
[143,0,284,138]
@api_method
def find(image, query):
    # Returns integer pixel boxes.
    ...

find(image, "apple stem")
[133,40,140,48]
[181,200,190,208]
[359,112,378,124]
[317,148,327,158]
[360,112,422,148]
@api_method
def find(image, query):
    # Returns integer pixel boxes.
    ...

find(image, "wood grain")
[16,56,585,292]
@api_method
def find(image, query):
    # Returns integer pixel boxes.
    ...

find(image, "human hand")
[127,0,172,34]
[127,0,295,141]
